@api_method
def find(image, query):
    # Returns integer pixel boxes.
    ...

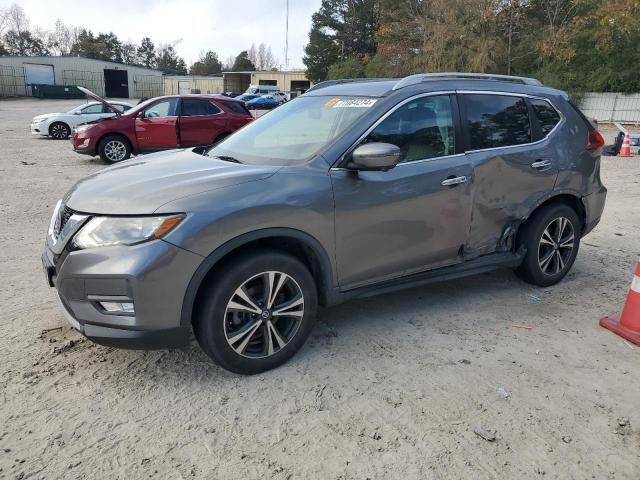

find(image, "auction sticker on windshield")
[324,98,378,108]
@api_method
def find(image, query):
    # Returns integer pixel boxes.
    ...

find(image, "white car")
[30,101,132,139]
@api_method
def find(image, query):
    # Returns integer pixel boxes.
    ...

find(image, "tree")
[3,30,49,55]
[46,19,77,56]
[247,43,258,68]
[222,55,235,70]
[156,44,187,74]
[231,50,255,71]
[189,50,222,75]
[303,0,379,82]
[137,37,157,69]
[327,57,366,79]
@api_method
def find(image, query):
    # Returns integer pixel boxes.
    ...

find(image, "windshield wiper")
[212,155,242,164]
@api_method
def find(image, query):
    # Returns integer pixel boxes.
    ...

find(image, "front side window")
[144,98,178,118]
[465,94,531,150]
[82,104,103,114]
[110,104,129,113]
[208,96,377,165]
[364,95,455,163]
[530,98,561,138]
[181,99,221,116]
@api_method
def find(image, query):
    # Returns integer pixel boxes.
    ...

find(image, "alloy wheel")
[50,123,69,139]
[223,271,305,359]
[104,140,127,162]
[537,216,575,276]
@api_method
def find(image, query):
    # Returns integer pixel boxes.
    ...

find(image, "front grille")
[56,206,75,235]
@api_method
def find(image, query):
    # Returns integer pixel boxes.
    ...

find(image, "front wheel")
[515,203,581,287]
[98,135,131,164]
[194,251,317,374]
[49,122,70,139]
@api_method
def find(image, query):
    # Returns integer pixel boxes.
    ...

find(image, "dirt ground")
[1,98,639,480]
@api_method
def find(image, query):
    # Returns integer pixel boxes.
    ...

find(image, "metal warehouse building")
[223,70,311,94]
[163,75,224,95]
[0,56,163,98]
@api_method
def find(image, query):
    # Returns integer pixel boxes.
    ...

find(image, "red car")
[71,87,253,163]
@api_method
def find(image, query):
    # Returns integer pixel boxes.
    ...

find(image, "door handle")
[441,176,468,187]
[531,159,552,170]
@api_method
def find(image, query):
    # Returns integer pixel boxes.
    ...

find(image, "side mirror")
[137,110,146,119]
[348,142,401,171]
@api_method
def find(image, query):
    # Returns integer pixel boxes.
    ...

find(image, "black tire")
[515,203,581,287]
[98,135,131,164]
[48,122,71,139]
[194,251,318,374]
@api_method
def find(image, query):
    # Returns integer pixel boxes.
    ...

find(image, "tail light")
[586,128,605,151]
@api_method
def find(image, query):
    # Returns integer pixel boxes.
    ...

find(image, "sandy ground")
[0,98,639,480]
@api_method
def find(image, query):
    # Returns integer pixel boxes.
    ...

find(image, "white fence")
[580,93,640,124]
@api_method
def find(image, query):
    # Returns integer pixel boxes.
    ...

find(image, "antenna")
[285,0,289,71]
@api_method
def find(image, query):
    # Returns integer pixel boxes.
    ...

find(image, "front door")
[331,94,472,289]
[135,98,179,150]
[178,98,227,146]
[460,93,560,256]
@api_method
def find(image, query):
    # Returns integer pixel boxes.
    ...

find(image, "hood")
[64,149,279,214]
[77,86,121,115]
[33,112,65,120]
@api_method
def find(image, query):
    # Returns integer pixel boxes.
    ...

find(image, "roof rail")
[305,78,393,94]
[392,72,542,90]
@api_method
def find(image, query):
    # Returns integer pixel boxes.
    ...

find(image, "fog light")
[99,301,135,314]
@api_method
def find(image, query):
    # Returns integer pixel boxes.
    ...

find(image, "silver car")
[43,73,607,374]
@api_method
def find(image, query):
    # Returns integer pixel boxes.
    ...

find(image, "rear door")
[178,98,227,146]
[460,92,561,257]
[135,98,179,150]
[78,103,105,123]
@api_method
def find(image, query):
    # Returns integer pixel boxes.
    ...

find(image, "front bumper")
[30,123,47,135]
[43,238,203,350]
[71,133,97,155]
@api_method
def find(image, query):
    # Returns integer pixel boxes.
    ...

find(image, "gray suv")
[43,73,607,374]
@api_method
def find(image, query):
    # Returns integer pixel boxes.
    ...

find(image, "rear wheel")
[515,203,581,287]
[194,251,317,374]
[98,135,131,164]
[49,122,70,139]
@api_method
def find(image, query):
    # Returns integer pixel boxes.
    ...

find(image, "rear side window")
[181,99,221,116]
[82,104,103,114]
[220,101,250,115]
[465,94,531,150]
[530,98,561,137]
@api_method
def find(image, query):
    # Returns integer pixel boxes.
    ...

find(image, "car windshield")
[207,95,378,166]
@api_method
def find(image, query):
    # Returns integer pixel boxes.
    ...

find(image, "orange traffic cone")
[600,260,640,346]
[619,130,632,157]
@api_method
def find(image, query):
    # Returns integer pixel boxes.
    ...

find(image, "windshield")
[207,95,378,165]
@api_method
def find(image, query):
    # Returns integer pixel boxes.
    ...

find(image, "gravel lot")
[1,98,639,479]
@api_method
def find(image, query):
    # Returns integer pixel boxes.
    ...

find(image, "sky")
[1,0,322,69]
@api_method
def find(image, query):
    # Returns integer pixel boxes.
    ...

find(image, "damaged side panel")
[464,143,560,259]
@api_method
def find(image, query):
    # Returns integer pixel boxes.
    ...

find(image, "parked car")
[234,94,261,103]
[44,73,606,374]
[222,91,242,98]
[244,84,281,96]
[30,101,132,139]
[71,87,253,163]
[246,95,280,110]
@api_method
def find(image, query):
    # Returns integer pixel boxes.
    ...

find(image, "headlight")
[34,117,49,123]
[73,215,184,249]
[74,124,92,133]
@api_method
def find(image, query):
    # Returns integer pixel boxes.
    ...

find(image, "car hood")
[33,112,66,120]
[63,149,279,215]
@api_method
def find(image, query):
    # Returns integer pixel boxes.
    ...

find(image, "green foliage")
[307,0,640,93]
[232,50,256,71]
[156,45,187,75]
[137,38,157,69]
[303,0,379,83]
[327,57,367,79]
[3,30,49,55]
[190,51,223,75]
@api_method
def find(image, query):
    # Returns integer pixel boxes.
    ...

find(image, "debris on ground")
[512,324,533,330]
[528,294,541,303]
[473,428,496,442]
[498,387,509,398]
